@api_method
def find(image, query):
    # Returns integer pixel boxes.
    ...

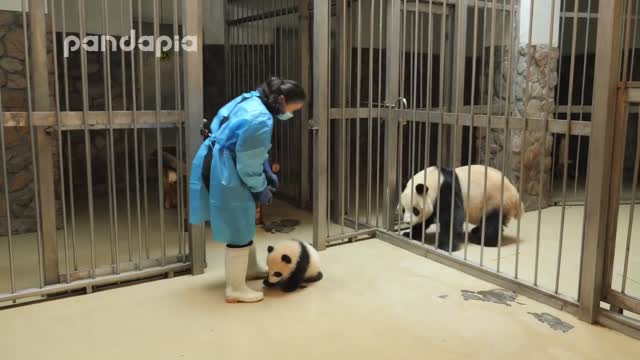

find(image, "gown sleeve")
[235,111,273,193]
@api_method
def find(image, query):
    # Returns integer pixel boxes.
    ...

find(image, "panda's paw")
[401,231,412,239]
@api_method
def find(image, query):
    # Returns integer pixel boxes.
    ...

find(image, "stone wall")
[0,10,61,235]
[476,44,559,211]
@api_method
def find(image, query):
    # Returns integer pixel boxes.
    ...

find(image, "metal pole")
[49,0,71,283]
[579,0,623,323]
[29,0,58,286]
[383,0,401,230]
[298,0,311,209]
[183,0,206,273]
[312,0,329,250]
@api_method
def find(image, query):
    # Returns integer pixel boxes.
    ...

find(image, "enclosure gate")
[312,0,640,339]
[0,0,206,307]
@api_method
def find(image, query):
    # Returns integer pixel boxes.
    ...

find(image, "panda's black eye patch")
[274,272,282,278]
[415,183,426,195]
[281,254,292,264]
[412,207,420,216]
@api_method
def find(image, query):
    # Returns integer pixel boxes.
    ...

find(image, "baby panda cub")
[263,239,323,292]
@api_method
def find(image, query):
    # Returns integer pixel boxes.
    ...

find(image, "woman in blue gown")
[190,77,306,303]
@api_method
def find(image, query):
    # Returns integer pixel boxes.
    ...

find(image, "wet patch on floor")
[461,289,525,306]
[438,294,448,299]
[262,219,300,234]
[528,312,574,333]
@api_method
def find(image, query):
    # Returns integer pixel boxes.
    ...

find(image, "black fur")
[403,167,464,252]
[279,241,310,292]
[304,271,323,283]
[468,209,504,247]
[402,166,505,250]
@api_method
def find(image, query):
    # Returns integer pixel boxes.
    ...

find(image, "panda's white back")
[455,165,522,225]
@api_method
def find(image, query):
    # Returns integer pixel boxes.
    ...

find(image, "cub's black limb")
[304,272,323,283]
[469,209,502,247]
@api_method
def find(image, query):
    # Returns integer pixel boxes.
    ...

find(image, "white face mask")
[277,112,294,121]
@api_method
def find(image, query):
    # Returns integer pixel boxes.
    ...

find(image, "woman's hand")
[263,159,279,191]
[200,119,211,140]
[252,187,273,205]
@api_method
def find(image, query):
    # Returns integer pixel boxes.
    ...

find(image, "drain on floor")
[461,289,524,306]
[262,219,300,234]
[528,312,574,333]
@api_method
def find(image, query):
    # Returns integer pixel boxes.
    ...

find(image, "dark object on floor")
[461,289,524,306]
[528,312,574,333]
[262,219,300,234]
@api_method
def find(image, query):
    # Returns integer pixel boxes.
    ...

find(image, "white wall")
[519,0,561,46]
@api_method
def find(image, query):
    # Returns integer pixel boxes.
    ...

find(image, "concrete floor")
[1,241,640,359]
[1,200,640,359]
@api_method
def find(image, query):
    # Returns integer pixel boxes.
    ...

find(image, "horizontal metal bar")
[627,88,640,102]
[326,228,377,243]
[0,263,190,304]
[57,254,187,283]
[329,108,592,136]
[605,289,640,315]
[376,230,581,317]
[2,111,183,128]
[597,309,640,341]
[227,5,297,26]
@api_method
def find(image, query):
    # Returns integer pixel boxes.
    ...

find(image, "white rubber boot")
[247,244,268,280]
[225,247,264,303]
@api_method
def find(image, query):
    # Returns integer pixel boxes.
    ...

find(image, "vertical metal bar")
[174,0,185,262]
[120,0,132,264]
[383,0,401,231]
[479,0,498,266]
[129,0,143,270]
[77,0,96,278]
[366,0,375,226]
[408,0,417,232]
[101,0,115,269]
[450,0,466,254]
[438,0,448,252]
[621,109,640,294]
[61,0,78,271]
[336,0,347,232]
[465,0,480,260]
[49,0,71,283]
[23,0,45,287]
[575,0,594,199]
[453,0,467,170]
[515,0,536,279]
[313,0,329,250]
[0,62,15,295]
[183,0,206,273]
[354,0,362,229]
[153,0,166,266]
[496,0,516,272]
[224,1,230,100]
[579,0,622,323]
[139,0,150,260]
[601,0,634,306]
[375,0,383,227]
[535,0,557,286]
[555,0,581,294]
[103,0,120,274]
[299,0,311,209]
[421,0,434,246]
[28,0,58,285]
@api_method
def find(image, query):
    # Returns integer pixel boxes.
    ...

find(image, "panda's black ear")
[267,245,274,253]
[281,254,292,264]
[415,183,428,195]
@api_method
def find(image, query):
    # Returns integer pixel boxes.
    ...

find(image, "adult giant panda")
[398,165,524,252]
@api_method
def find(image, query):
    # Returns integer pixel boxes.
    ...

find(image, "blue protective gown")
[189,91,272,245]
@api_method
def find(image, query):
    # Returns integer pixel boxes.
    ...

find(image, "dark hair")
[258,77,306,115]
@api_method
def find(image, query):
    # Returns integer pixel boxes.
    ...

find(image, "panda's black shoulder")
[280,241,311,292]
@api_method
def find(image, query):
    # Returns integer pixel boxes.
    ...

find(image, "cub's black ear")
[415,183,428,195]
[281,254,292,264]
[267,245,274,253]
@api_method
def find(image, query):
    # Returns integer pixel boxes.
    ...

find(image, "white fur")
[399,165,523,226]
[266,240,321,285]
